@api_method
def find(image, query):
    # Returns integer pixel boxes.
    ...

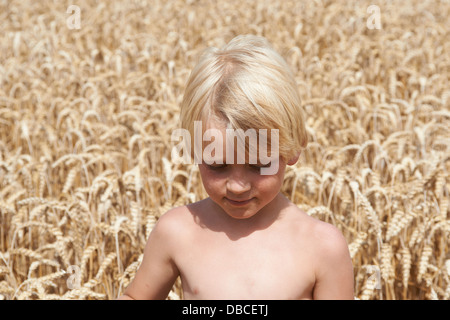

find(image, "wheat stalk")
[1,0,448,301]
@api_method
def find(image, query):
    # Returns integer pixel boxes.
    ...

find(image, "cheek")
[253,176,281,195]
[198,166,224,193]
[253,167,286,194]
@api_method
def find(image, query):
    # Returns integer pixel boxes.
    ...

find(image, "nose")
[226,166,251,195]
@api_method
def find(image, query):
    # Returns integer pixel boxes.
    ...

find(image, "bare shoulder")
[154,198,217,239]
[309,215,347,250]
[148,204,193,246]
[286,205,349,256]
[123,205,192,299]
[157,204,191,224]
[154,204,192,232]
[290,208,354,299]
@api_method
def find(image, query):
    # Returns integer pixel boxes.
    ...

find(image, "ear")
[287,151,301,166]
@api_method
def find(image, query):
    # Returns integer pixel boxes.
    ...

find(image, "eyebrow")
[207,158,273,165]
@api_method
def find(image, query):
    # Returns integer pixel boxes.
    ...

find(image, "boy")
[118,35,354,300]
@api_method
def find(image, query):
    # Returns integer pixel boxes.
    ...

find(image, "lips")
[226,197,254,206]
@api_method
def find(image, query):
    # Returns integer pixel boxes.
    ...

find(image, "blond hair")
[180,34,308,162]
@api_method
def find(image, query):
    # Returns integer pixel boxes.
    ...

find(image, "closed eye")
[206,163,272,171]
[250,163,272,168]
[207,164,227,170]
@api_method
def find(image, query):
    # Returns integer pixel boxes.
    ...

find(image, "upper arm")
[312,223,354,300]
[122,208,182,300]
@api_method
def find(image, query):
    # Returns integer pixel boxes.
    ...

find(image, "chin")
[220,201,259,220]
[225,211,257,220]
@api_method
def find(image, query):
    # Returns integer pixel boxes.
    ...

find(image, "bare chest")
[176,230,315,300]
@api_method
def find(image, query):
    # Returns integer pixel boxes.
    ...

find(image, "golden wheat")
[0,0,448,300]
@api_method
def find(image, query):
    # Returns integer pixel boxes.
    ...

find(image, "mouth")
[225,197,254,207]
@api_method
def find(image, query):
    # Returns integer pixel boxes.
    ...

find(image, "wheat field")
[0,0,449,300]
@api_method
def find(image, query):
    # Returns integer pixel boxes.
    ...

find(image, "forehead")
[202,118,257,148]
[202,117,272,140]
[200,118,277,164]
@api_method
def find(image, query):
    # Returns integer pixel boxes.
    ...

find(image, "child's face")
[198,158,288,220]
[197,118,293,220]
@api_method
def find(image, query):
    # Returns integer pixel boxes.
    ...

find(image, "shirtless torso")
[119,193,354,300]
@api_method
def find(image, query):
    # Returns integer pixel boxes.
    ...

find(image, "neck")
[208,192,291,240]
